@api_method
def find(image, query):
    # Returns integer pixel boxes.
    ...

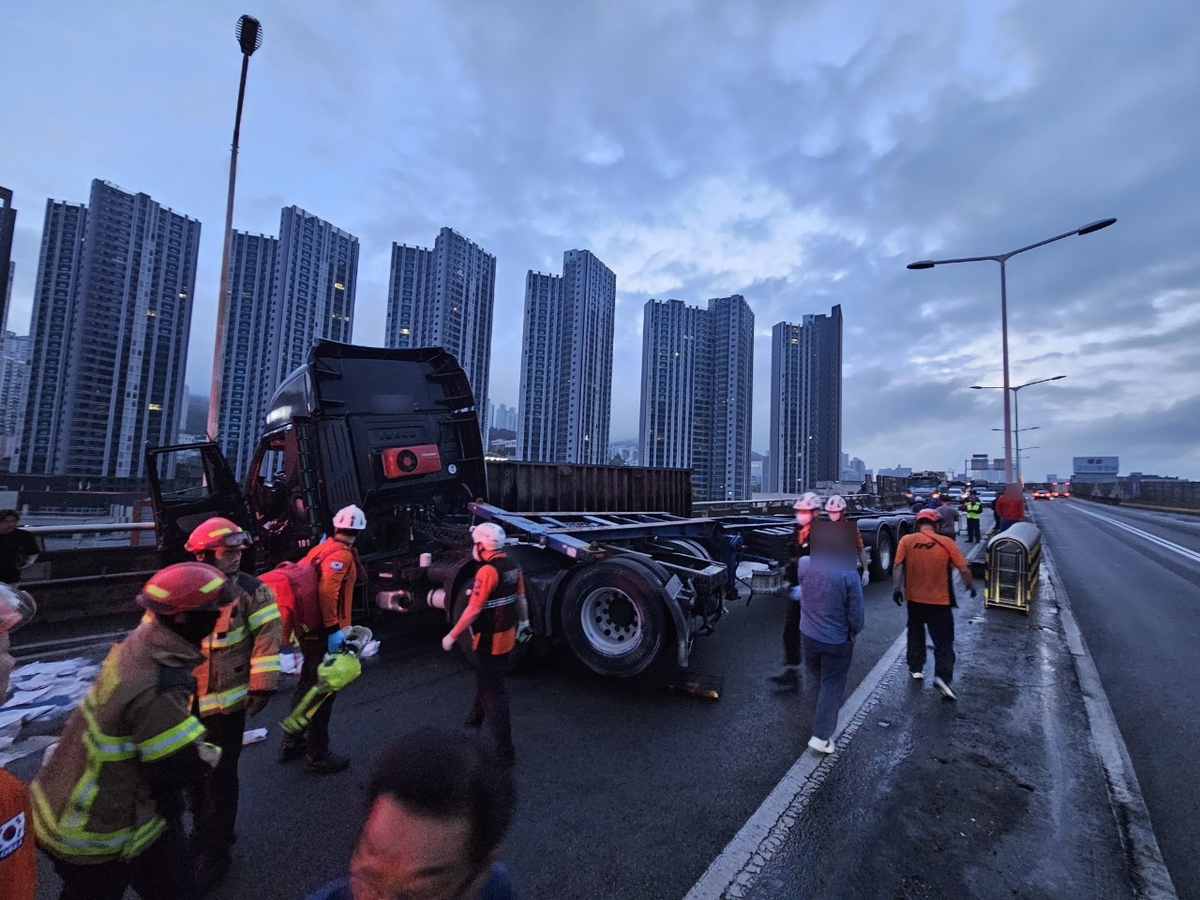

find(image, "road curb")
[682,628,907,900]
[1040,544,1178,900]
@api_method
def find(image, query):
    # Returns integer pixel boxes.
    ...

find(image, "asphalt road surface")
[1028,498,1199,900]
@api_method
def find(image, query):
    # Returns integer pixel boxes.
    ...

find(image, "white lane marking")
[1068,504,1200,564]
[683,628,907,900]
[1041,547,1178,899]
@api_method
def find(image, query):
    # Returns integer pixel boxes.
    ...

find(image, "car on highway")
[1032,488,1051,500]
[974,489,998,507]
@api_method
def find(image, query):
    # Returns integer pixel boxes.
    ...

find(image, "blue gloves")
[517,620,533,644]
[327,628,346,653]
[789,586,802,601]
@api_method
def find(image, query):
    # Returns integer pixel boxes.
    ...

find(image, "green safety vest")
[964,501,983,519]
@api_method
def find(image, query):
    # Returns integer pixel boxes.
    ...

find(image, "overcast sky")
[3,0,1197,480]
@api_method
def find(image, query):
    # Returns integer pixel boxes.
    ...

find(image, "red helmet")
[185,517,252,553]
[916,509,940,524]
[137,562,238,616]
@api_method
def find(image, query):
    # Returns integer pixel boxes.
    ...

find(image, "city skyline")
[2,3,1197,479]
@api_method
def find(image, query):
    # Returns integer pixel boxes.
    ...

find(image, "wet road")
[1029,499,1199,900]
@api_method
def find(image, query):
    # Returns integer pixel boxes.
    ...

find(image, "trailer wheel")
[560,559,666,677]
[869,528,895,582]
[449,581,532,672]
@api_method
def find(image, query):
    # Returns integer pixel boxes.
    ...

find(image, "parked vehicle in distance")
[1032,489,1051,500]
[975,489,998,505]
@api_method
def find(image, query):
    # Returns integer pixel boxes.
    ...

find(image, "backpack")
[261,541,347,644]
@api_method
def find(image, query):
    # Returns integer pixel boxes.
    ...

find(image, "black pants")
[470,651,513,753]
[289,637,336,759]
[189,707,245,856]
[906,601,956,683]
[782,598,800,667]
[966,517,981,542]
[52,810,196,900]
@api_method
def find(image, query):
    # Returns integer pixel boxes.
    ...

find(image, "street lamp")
[973,375,1065,482]
[208,15,264,442]
[992,425,1039,482]
[908,219,1115,483]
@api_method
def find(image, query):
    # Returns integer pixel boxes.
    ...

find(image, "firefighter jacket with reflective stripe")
[469,552,523,656]
[30,620,209,865]
[303,538,359,631]
[963,500,983,519]
[193,571,282,716]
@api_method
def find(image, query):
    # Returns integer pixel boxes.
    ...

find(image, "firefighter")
[0,583,38,900]
[810,495,870,585]
[441,522,531,767]
[31,563,238,900]
[184,517,281,885]
[768,492,821,692]
[279,504,365,774]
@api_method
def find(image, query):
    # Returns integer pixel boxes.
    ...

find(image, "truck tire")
[868,528,895,582]
[559,559,666,677]
[449,580,532,673]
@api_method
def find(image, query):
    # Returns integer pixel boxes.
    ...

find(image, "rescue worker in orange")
[0,583,38,900]
[31,563,238,900]
[442,523,531,767]
[184,517,281,885]
[279,504,364,774]
[769,492,821,692]
[893,509,977,701]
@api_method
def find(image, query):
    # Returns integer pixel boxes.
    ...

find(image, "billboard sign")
[1073,456,1119,474]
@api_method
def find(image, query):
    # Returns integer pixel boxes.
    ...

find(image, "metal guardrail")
[24,522,156,534]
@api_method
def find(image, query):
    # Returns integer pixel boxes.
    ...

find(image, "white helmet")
[470,522,507,551]
[333,505,367,531]
[793,492,823,512]
[825,495,847,513]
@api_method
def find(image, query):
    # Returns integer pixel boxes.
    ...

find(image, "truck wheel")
[869,528,895,582]
[449,581,532,673]
[560,559,666,677]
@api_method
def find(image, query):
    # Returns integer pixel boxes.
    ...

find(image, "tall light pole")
[208,15,263,442]
[973,375,1065,483]
[992,425,1039,482]
[908,218,1115,483]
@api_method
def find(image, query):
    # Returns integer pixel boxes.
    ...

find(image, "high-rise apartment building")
[766,305,842,493]
[21,181,200,479]
[215,231,279,477]
[213,207,358,476]
[517,250,616,464]
[639,295,754,501]
[0,332,30,466]
[0,187,16,333]
[387,227,496,428]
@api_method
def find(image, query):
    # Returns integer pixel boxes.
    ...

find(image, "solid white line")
[683,627,907,900]
[1041,546,1178,899]
[1068,504,1200,564]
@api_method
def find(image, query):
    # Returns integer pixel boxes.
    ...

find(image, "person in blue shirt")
[795,551,865,755]
[306,727,516,900]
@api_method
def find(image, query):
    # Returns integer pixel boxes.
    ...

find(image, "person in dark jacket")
[796,551,865,755]
[769,492,821,692]
[305,727,516,900]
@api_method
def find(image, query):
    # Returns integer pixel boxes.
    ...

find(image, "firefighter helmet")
[0,583,36,633]
[333,505,367,531]
[793,492,823,511]
[825,495,848,513]
[184,517,252,553]
[470,522,507,551]
[136,562,238,616]
[916,508,940,524]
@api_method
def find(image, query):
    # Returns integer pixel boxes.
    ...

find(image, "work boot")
[306,751,351,775]
[769,667,799,691]
[277,736,307,763]
[193,850,231,896]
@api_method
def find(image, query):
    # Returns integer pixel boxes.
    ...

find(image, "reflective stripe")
[250,655,280,675]
[30,781,164,860]
[80,704,136,761]
[248,603,281,630]
[208,625,246,650]
[137,715,205,762]
[196,684,249,715]
[483,595,517,609]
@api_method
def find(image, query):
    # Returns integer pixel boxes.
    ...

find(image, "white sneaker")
[910,671,924,681]
[933,676,957,700]
[807,736,836,754]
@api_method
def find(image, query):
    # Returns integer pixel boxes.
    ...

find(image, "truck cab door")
[145,442,256,564]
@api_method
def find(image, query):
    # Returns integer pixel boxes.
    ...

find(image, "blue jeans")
[801,634,854,741]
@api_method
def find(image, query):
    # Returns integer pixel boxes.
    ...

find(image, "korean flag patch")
[0,810,25,861]
[330,561,344,571]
